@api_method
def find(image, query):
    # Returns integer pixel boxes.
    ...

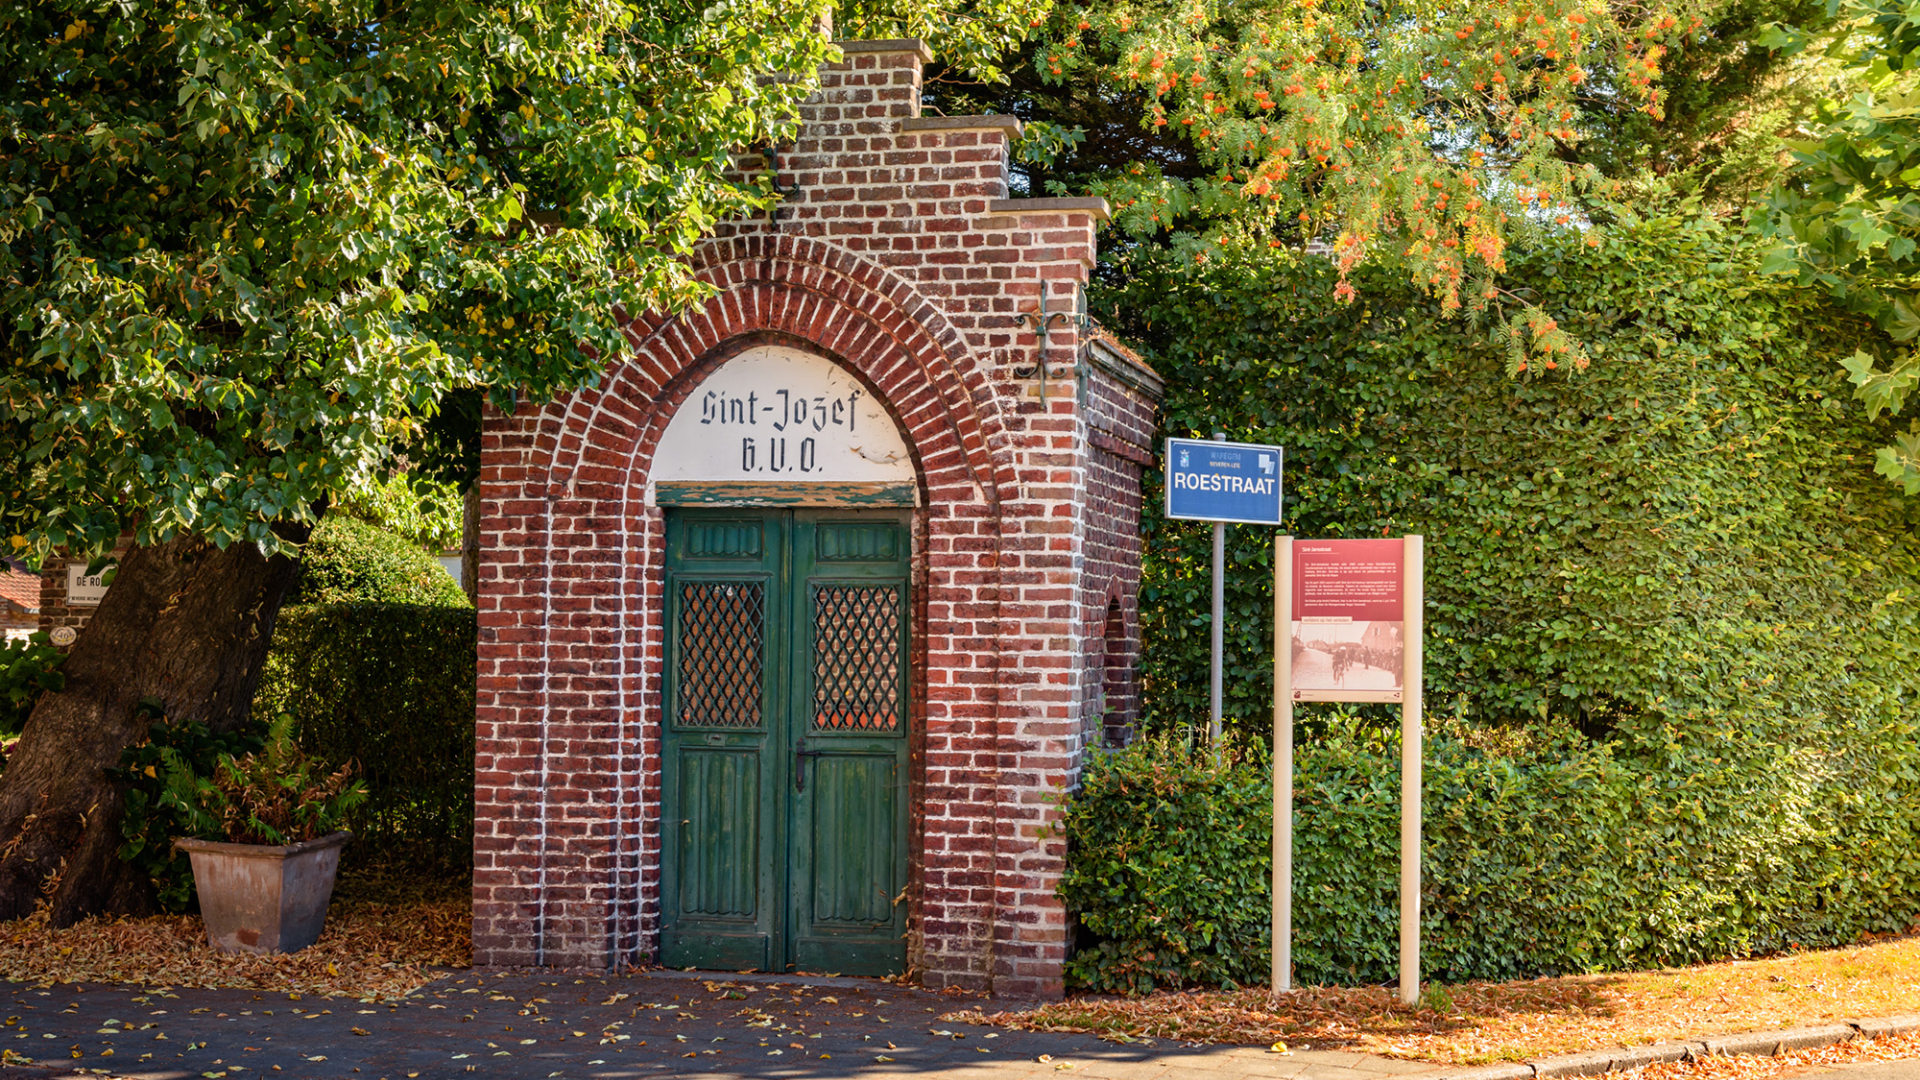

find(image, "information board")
[1273,534,1424,1002]
[1163,437,1283,525]
[1289,539,1405,703]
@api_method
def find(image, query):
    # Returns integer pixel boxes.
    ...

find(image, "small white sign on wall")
[66,562,111,607]
[652,345,917,506]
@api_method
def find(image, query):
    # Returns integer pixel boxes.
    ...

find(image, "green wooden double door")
[660,508,911,975]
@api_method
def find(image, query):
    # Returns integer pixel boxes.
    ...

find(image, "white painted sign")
[66,562,111,607]
[651,346,915,503]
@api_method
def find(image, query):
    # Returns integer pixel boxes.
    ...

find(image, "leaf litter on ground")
[0,895,468,1000]
[949,933,1920,1065]
[1634,1031,1920,1080]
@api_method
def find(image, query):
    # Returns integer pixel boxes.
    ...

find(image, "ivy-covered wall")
[1062,212,1920,989]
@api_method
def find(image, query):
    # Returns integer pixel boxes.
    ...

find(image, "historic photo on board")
[1291,539,1406,703]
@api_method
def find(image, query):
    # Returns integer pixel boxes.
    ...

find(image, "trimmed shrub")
[1062,726,1920,992]
[1098,212,1920,740]
[253,604,475,868]
[293,515,466,608]
[1061,738,1273,993]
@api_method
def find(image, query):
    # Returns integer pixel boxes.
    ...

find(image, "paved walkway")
[0,971,1444,1080]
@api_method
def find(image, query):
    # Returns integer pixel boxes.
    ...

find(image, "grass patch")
[956,934,1920,1064]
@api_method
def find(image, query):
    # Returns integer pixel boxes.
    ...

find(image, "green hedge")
[253,603,475,868]
[1063,209,1920,989]
[1100,211,1920,740]
[1062,729,1920,992]
[293,515,467,608]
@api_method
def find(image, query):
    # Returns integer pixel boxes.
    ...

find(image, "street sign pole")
[1162,433,1287,951]
[1272,535,1293,995]
[1210,432,1226,753]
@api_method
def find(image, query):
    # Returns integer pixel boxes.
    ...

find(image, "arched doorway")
[653,344,918,975]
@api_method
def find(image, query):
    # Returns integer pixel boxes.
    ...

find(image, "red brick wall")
[473,39,1161,997]
[35,540,134,641]
[1081,337,1163,748]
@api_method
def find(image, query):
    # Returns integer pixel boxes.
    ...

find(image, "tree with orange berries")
[982,0,1771,371]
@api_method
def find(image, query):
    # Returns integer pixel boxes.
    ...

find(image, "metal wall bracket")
[1014,310,1073,406]
[754,142,801,223]
[1014,283,1096,406]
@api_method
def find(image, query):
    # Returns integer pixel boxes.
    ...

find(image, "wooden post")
[1399,535,1424,1005]
[1272,536,1293,994]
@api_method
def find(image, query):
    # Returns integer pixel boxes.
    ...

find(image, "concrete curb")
[1853,1015,1920,1040]
[1423,1016,1920,1080]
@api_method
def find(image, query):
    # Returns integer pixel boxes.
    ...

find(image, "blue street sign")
[1164,437,1284,525]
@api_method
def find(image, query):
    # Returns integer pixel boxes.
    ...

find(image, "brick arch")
[539,231,1018,506]
[496,234,1024,975]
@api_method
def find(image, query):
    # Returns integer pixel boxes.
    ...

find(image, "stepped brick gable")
[472,38,1162,997]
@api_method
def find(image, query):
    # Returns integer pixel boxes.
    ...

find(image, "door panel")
[675,750,761,917]
[787,513,910,975]
[674,580,767,727]
[659,514,782,972]
[804,754,899,924]
[660,508,908,975]
[808,582,904,731]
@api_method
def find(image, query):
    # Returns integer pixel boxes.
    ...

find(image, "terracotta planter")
[174,831,349,954]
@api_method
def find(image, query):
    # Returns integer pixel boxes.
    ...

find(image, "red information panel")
[1290,539,1406,702]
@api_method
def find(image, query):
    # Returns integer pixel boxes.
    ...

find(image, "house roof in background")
[0,568,40,614]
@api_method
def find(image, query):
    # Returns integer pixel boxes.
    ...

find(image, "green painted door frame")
[659,508,911,975]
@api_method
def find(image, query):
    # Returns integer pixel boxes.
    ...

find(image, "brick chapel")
[33,36,1163,999]
[470,39,1161,997]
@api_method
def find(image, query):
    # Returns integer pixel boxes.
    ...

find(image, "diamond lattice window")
[811,585,902,731]
[676,581,765,728]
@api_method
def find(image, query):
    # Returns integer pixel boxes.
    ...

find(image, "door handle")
[795,738,826,793]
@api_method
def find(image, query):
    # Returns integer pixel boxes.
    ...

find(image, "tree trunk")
[0,533,303,924]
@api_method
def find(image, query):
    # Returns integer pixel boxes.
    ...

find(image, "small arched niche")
[650,344,918,506]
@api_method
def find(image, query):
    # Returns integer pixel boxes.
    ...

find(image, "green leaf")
[1842,349,1920,416]
[1873,426,1920,493]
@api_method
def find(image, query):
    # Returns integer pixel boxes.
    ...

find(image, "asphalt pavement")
[0,970,1443,1080]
